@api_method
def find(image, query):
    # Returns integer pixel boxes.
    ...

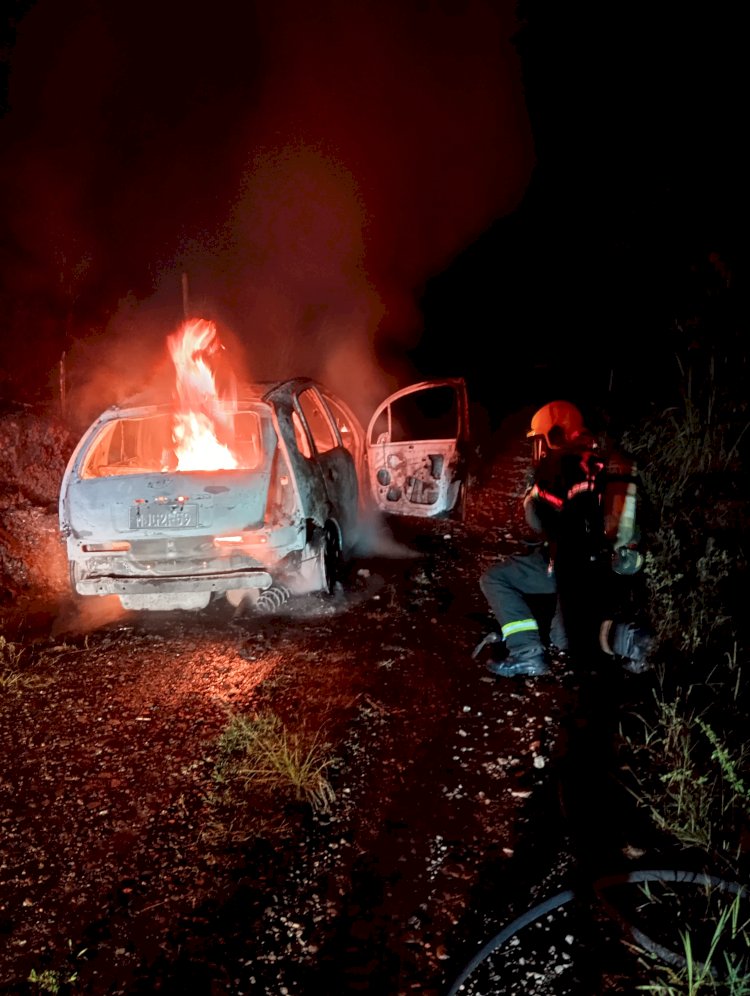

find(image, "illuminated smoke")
[0,0,534,423]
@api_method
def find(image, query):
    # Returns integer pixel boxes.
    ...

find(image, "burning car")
[59,319,470,612]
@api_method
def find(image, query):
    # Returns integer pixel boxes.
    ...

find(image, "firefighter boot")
[487,646,550,678]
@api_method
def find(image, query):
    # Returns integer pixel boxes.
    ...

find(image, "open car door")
[365,378,470,520]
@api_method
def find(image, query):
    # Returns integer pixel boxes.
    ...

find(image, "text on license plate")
[130,504,198,529]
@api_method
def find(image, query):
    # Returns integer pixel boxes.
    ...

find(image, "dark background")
[415,2,745,425]
[0,1,745,431]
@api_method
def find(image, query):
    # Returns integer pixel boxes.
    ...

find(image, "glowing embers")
[167,318,239,472]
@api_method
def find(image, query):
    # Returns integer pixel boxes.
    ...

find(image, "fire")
[167,319,239,471]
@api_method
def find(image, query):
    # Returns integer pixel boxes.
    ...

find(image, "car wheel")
[321,522,342,595]
[454,481,469,522]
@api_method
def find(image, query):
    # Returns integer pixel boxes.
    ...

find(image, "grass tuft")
[206,710,337,846]
[633,889,750,994]
[0,635,50,692]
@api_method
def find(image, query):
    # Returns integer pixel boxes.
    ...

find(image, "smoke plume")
[0,0,534,422]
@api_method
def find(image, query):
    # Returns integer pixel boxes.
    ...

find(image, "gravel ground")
[1,407,667,995]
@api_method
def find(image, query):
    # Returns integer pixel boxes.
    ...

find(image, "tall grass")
[622,351,746,656]
[634,890,750,994]
[623,353,749,512]
[615,337,750,989]
[620,688,749,871]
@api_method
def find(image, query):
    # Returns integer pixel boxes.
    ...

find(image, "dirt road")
[1,412,648,995]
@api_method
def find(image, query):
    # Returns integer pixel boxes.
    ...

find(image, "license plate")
[129,504,198,529]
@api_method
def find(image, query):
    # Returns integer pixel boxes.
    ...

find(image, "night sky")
[0,1,744,428]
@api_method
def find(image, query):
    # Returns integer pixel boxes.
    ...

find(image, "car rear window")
[80,411,264,478]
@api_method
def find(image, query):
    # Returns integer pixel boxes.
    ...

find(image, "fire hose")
[445,868,746,995]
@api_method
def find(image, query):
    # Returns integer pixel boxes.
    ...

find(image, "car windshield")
[80,410,264,479]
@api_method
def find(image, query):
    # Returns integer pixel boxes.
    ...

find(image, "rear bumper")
[76,569,273,597]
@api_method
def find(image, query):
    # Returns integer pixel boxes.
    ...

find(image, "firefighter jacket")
[522,441,641,574]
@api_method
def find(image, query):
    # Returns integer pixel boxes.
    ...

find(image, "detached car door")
[365,378,470,519]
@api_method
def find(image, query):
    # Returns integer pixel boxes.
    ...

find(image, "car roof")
[102,377,324,417]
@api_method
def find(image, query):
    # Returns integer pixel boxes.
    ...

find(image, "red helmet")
[527,401,587,463]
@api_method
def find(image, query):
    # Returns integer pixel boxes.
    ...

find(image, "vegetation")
[27,967,79,995]
[27,942,87,995]
[612,254,750,991]
[0,635,51,692]
[205,710,337,846]
[630,886,750,995]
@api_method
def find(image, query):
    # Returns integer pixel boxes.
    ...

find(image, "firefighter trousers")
[479,548,568,656]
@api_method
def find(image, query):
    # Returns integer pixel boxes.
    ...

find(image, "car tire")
[454,481,469,522]
[321,521,342,596]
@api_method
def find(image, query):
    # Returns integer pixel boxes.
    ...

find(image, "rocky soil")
[1,405,664,996]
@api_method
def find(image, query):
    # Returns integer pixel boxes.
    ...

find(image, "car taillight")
[213,533,268,547]
[82,541,131,552]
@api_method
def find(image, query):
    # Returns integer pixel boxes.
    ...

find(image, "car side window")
[298,388,338,454]
[322,396,355,454]
[291,410,312,459]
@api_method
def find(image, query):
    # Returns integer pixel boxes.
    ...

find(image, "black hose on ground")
[445,888,575,996]
[445,869,746,996]
[594,868,747,975]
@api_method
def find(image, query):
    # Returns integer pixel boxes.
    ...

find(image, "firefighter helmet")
[527,401,587,463]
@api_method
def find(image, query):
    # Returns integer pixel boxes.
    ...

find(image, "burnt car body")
[59,377,469,612]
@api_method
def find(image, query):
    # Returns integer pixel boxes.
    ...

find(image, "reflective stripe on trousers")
[501,618,539,639]
[479,548,561,655]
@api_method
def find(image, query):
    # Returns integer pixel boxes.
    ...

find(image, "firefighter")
[476,401,652,678]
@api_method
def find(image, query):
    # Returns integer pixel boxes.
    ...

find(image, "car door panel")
[365,379,470,519]
[304,388,360,545]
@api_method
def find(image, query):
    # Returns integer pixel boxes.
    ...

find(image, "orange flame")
[167,319,239,471]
